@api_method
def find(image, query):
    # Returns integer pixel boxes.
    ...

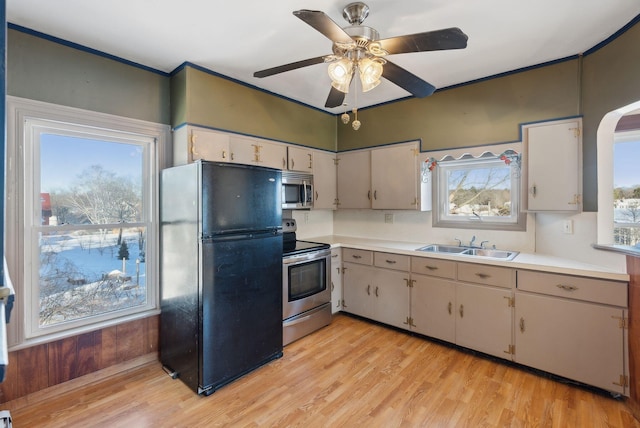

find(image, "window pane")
[446,162,512,218]
[39,227,147,327]
[613,137,640,246]
[40,134,143,226]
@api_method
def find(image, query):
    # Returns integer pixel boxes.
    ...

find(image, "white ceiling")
[7,0,640,113]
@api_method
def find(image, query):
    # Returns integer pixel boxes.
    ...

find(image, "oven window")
[283,184,301,204]
[288,259,326,301]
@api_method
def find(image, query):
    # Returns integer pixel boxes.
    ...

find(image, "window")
[7,97,169,342]
[432,151,525,231]
[613,129,640,246]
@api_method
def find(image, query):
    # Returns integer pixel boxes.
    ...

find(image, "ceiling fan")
[254,2,469,109]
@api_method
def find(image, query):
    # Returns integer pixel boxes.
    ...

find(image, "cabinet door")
[313,150,337,210]
[190,127,231,163]
[288,146,313,172]
[330,248,343,314]
[230,136,287,169]
[455,283,513,360]
[525,120,581,211]
[372,268,410,329]
[411,274,456,342]
[515,292,626,395]
[371,144,419,209]
[342,262,375,318]
[337,150,371,209]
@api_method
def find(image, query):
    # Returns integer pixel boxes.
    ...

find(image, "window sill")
[592,243,640,258]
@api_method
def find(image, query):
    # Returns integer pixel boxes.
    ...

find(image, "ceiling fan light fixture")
[328,59,353,93]
[358,58,383,92]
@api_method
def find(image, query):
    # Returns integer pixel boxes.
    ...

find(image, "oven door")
[282,248,331,320]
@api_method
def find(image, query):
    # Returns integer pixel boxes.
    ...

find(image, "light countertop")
[307,235,630,282]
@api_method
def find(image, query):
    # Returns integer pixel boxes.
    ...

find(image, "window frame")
[6,96,169,347]
[432,152,526,231]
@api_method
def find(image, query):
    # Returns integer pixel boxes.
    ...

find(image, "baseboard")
[2,352,159,411]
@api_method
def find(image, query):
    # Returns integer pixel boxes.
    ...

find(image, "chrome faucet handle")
[454,238,462,247]
[469,235,476,247]
[480,240,490,249]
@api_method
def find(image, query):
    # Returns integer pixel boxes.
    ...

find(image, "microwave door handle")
[303,180,309,207]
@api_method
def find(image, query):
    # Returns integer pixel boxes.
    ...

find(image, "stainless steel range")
[282,218,332,346]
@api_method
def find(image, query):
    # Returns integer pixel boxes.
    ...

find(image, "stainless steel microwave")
[282,171,313,209]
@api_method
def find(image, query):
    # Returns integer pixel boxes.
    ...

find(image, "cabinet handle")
[308,153,313,170]
[352,255,362,259]
[403,316,410,325]
[530,185,537,197]
[315,191,319,201]
[366,284,371,295]
[222,150,227,159]
[520,317,525,333]
[291,158,295,168]
[448,301,452,315]
[190,134,199,156]
[331,254,338,258]
[459,304,464,318]
[556,284,578,292]
[331,281,334,292]
[375,286,379,297]
[374,190,377,200]
[231,152,235,161]
[367,190,371,200]
[425,265,438,271]
[336,267,340,274]
[475,273,491,279]
[385,259,396,264]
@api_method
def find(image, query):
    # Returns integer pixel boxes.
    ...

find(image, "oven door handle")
[283,250,331,265]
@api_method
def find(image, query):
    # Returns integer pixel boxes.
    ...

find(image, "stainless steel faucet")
[469,235,476,247]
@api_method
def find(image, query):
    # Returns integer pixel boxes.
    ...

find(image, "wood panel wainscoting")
[627,255,640,420]
[0,315,159,403]
[3,314,639,427]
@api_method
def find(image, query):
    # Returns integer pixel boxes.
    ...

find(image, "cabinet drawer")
[458,263,514,288]
[410,257,456,279]
[374,252,410,271]
[342,248,373,265]
[517,270,627,307]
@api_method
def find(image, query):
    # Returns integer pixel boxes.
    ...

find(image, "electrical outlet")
[563,219,573,234]
[385,214,394,224]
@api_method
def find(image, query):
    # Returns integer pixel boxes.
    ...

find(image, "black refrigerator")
[160,160,283,395]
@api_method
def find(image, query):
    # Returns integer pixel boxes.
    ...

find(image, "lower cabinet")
[339,247,629,395]
[411,261,514,360]
[342,250,410,329]
[515,270,628,395]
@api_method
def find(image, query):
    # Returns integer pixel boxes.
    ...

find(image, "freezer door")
[199,232,283,392]
[201,162,282,236]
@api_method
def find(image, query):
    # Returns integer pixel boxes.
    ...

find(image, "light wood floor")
[4,314,640,427]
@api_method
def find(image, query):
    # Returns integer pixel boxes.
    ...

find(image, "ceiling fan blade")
[382,60,436,98]
[377,27,468,55]
[254,56,327,78]
[293,9,355,46]
[325,85,346,108]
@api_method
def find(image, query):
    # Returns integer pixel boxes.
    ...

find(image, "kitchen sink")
[416,244,468,254]
[416,244,519,261]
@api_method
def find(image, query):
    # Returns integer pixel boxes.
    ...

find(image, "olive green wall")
[337,59,580,152]
[7,28,170,124]
[581,22,640,211]
[171,66,337,151]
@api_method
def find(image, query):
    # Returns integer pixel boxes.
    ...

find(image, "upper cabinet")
[313,150,337,210]
[371,143,421,210]
[336,149,371,209]
[523,118,582,211]
[229,135,287,170]
[173,126,231,165]
[287,146,314,173]
[336,142,430,211]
